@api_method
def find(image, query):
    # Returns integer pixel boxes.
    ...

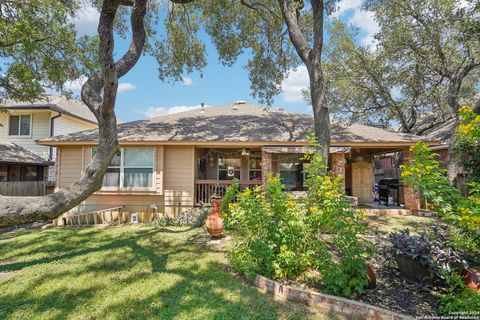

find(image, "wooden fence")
[0,181,53,196]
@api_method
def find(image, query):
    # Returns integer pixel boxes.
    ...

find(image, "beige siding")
[164,145,194,209]
[58,146,83,188]
[53,115,96,136]
[0,110,51,158]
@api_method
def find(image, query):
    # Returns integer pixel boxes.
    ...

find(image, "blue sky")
[70,0,378,123]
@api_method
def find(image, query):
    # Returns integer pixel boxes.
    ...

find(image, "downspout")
[49,112,62,161]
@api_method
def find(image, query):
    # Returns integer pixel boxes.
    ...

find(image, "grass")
[364,214,441,236]
[0,225,346,320]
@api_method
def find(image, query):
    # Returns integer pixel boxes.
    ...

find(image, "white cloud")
[118,82,137,93]
[63,77,135,94]
[281,66,309,104]
[138,104,208,118]
[73,4,99,35]
[182,77,193,86]
[332,0,379,48]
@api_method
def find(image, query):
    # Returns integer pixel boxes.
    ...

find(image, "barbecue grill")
[378,178,400,206]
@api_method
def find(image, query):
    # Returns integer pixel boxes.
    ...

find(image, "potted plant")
[205,195,224,237]
[387,229,435,283]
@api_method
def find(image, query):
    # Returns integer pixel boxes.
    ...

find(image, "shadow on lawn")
[0,226,346,319]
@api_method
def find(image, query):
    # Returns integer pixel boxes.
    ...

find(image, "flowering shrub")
[226,175,310,279]
[454,106,480,183]
[227,140,372,297]
[401,142,480,235]
[303,142,372,297]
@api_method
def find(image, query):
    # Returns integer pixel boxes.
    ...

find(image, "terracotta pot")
[394,253,435,284]
[365,263,377,289]
[205,197,224,237]
[462,268,480,291]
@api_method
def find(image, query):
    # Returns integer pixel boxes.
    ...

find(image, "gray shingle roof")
[411,112,457,142]
[0,143,53,165]
[39,103,436,145]
[2,94,97,124]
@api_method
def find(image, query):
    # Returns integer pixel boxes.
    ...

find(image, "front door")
[352,160,373,201]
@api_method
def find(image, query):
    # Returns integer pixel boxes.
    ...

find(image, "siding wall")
[164,146,195,214]
[57,146,83,188]
[0,110,51,158]
[53,115,97,136]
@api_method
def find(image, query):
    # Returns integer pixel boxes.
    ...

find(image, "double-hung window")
[92,147,154,189]
[9,115,31,136]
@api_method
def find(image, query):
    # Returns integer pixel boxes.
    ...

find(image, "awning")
[262,146,351,154]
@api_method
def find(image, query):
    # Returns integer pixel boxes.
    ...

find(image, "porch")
[193,146,420,210]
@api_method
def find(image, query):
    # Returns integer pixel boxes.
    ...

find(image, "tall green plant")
[303,140,372,297]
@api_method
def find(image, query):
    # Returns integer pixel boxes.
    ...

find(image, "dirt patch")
[0,221,51,235]
[0,271,20,283]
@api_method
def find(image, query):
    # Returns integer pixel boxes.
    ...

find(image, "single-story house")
[37,102,440,221]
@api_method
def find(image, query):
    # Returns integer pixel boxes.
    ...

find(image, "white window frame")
[8,114,32,137]
[92,147,156,192]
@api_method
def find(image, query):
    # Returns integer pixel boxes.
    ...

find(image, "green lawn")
[0,225,345,320]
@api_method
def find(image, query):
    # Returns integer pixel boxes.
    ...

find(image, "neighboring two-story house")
[0,95,97,192]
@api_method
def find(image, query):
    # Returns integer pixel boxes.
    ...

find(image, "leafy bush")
[152,215,175,227]
[303,142,372,297]
[384,228,468,280]
[454,106,480,183]
[401,142,480,253]
[440,272,480,314]
[221,179,240,218]
[226,176,310,279]
[174,206,210,228]
[227,139,373,297]
[152,206,210,228]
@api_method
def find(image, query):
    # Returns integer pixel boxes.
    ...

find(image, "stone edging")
[253,275,411,320]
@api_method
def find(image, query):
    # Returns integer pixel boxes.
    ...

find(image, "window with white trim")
[9,115,31,136]
[92,147,154,189]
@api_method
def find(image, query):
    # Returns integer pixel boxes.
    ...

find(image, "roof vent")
[200,102,206,113]
[278,107,284,111]
[235,100,246,105]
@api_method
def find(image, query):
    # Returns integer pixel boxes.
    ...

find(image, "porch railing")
[195,180,261,204]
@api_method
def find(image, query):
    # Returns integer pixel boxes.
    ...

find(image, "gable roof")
[38,103,438,146]
[0,143,53,166]
[2,95,97,124]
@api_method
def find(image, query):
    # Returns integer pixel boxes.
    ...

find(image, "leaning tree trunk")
[0,0,147,227]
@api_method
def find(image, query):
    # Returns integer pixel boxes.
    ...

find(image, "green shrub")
[401,142,480,256]
[227,139,372,297]
[440,272,480,314]
[303,141,372,297]
[221,179,240,228]
[151,207,210,228]
[226,176,310,279]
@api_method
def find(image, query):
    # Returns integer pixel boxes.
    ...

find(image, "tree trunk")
[0,0,147,227]
[309,67,330,164]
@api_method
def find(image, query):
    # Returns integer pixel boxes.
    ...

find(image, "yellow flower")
[280,245,286,252]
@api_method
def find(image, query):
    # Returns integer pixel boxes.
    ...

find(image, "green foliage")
[226,176,309,279]
[0,0,97,101]
[439,272,480,314]
[400,142,480,262]
[303,139,372,297]
[320,0,480,131]
[152,207,210,228]
[227,140,372,297]
[220,179,240,218]
[454,106,480,183]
